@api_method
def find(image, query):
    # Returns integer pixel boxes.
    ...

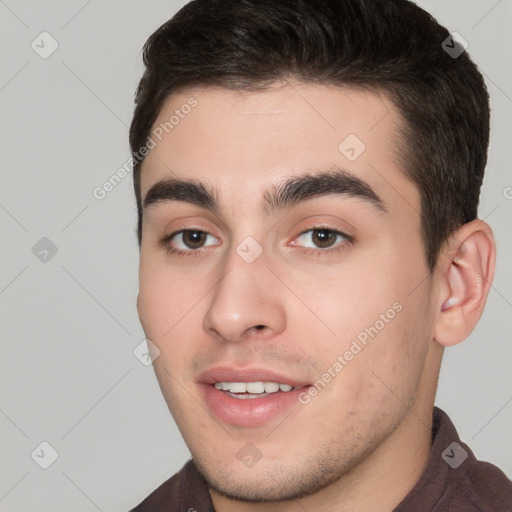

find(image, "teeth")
[264,382,280,393]
[246,382,265,393]
[213,381,295,393]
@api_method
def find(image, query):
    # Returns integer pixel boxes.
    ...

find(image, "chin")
[191,447,350,504]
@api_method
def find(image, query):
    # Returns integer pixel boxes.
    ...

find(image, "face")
[137,83,438,503]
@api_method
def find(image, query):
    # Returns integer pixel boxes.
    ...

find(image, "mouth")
[197,367,311,427]
[212,380,299,399]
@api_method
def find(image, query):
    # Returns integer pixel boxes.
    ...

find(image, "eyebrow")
[143,166,387,215]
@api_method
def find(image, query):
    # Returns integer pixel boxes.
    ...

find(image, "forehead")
[139,82,419,217]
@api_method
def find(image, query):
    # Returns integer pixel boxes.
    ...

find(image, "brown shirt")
[130,407,512,511]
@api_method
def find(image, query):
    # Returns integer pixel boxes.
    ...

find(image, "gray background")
[0,1,511,510]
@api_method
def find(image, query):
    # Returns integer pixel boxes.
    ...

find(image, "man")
[128,0,512,510]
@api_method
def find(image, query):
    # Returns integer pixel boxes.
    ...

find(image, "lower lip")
[199,383,310,427]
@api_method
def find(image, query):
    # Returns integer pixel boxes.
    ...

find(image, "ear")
[434,219,496,347]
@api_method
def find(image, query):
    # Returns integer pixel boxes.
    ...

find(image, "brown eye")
[293,227,351,252]
[161,229,219,256]
[181,230,208,249]
[311,229,338,248]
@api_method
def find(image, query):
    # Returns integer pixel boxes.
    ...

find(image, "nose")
[202,242,286,344]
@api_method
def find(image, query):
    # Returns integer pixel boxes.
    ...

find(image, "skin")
[136,82,495,512]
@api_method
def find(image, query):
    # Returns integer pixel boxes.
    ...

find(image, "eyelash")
[160,225,354,258]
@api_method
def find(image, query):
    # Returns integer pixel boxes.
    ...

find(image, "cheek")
[353,298,431,416]
[138,258,193,353]
[137,274,170,338]
[293,267,397,342]
[301,262,430,393]
[137,256,216,384]
[137,268,197,417]
[138,248,194,323]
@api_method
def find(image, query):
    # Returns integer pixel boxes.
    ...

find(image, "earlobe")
[434,220,495,347]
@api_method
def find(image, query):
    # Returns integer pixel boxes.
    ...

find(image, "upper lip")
[197,367,310,388]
